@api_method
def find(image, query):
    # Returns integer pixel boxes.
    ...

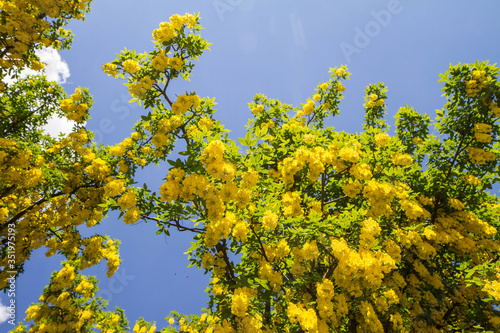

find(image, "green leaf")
[238,138,248,146]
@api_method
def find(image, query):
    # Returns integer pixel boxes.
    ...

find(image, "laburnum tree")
[2,2,500,333]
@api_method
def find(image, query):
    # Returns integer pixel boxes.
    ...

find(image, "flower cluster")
[60,87,89,123]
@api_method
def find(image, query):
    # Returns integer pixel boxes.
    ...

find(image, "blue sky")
[3,0,500,330]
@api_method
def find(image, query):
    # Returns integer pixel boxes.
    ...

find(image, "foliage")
[0,0,92,84]
[2,3,500,333]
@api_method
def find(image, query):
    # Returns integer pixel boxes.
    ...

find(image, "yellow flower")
[169,57,184,71]
[122,59,141,74]
[391,153,413,166]
[153,22,177,43]
[303,100,315,116]
[350,163,372,180]
[304,134,315,145]
[104,179,126,197]
[117,191,137,210]
[412,137,423,145]
[463,174,481,186]
[374,133,391,147]
[102,63,118,76]
[262,210,278,230]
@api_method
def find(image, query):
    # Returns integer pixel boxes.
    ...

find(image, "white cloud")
[36,47,70,84]
[2,47,70,85]
[43,114,76,138]
[0,47,76,137]
[36,47,76,137]
[0,297,9,324]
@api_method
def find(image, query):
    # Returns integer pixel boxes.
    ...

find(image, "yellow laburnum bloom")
[0,207,9,223]
[404,199,429,220]
[220,163,236,182]
[151,133,170,149]
[218,182,237,203]
[350,163,372,180]
[198,117,213,130]
[153,21,177,43]
[170,13,188,29]
[258,261,283,291]
[232,221,249,242]
[475,132,493,143]
[104,179,126,197]
[343,180,363,198]
[374,132,391,147]
[122,59,141,74]
[51,264,76,291]
[102,63,118,76]
[474,123,492,133]
[117,191,137,210]
[85,158,111,181]
[412,137,423,145]
[338,146,360,163]
[282,191,303,217]
[117,160,128,173]
[105,251,120,278]
[360,218,381,248]
[303,100,315,115]
[304,134,315,145]
[71,87,83,101]
[262,210,278,230]
[123,207,141,224]
[466,147,496,164]
[288,302,319,332]
[141,146,152,154]
[75,279,95,298]
[241,169,258,189]
[366,100,375,108]
[391,153,413,166]
[231,288,252,317]
[449,198,465,210]
[152,52,169,71]
[463,174,481,186]
[169,57,184,71]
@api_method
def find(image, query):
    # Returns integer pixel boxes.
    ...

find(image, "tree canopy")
[1,2,500,332]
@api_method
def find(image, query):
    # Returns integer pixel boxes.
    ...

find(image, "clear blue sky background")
[4,0,500,330]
